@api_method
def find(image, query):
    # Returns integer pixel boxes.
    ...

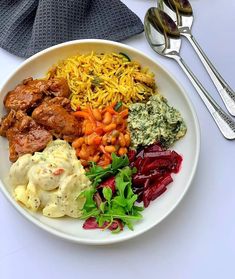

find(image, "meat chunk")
[3,77,70,112]
[4,78,48,112]
[32,98,81,140]
[2,110,52,162]
[43,96,71,110]
[0,110,16,137]
[47,78,70,98]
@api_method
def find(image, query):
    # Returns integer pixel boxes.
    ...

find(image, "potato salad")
[9,140,91,218]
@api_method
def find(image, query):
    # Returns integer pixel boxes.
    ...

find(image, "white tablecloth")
[1,0,235,278]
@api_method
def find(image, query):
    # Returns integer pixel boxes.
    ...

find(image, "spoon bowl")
[160,0,193,32]
[144,7,235,139]
[160,0,235,116]
[145,7,181,58]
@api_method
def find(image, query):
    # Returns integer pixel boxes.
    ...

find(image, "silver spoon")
[144,7,235,139]
[159,0,235,116]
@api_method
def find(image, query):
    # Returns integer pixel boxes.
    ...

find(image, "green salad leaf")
[81,164,143,232]
[86,153,129,187]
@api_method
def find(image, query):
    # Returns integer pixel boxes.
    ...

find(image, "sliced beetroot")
[98,176,116,193]
[131,143,182,208]
[136,149,144,158]
[134,156,143,169]
[108,219,124,231]
[144,143,163,153]
[128,149,136,162]
[133,170,162,185]
[83,217,123,231]
[143,150,172,158]
[171,151,183,173]
[83,217,100,229]
[94,192,102,208]
[142,158,176,173]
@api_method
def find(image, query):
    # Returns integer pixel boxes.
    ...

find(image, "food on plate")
[72,102,130,167]
[32,97,82,141]
[0,51,188,233]
[0,110,52,162]
[128,143,182,207]
[0,78,83,161]
[128,94,187,149]
[81,154,143,232]
[10,140,91,218]
[47,52,156,109]
[4,77,70,112]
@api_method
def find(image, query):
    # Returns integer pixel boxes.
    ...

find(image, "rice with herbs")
[47,52,157,110]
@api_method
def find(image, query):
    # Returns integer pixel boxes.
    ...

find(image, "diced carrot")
[104,152,111,160]
[73,111,90,118]
[87,105,97,124]
[84,122,94,135]
[119,109,128,118]
[106,107,118,115]
[93,136,102,145]
[99,145,107,154]
[94,127,104,135]
[72,137,84,148]
[73,102,129,167]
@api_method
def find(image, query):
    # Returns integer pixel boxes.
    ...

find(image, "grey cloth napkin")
[0,0,143,58]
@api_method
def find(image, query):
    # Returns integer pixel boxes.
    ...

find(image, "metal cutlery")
[144,7,235,139]
[159,0,235,116]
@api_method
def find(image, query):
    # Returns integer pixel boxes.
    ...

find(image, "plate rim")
[0,39,200,245]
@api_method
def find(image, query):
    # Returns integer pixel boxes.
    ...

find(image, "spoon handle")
[174,55,235,139]
[182,32,235,116]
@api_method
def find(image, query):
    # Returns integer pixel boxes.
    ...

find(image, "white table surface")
[1,0,235,278]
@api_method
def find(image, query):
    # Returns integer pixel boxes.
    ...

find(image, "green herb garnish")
[86,153,129,187]
[81,166,143,232]
[119,52,131,62]
[114,101,123,112]
[91,76,103,86]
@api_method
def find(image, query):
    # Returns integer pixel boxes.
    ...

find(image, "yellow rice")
[47,52,156,110]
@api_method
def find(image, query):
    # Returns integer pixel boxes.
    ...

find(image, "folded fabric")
[0,0,143,58]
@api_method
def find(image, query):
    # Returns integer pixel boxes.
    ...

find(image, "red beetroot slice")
[143,150,172,158]
[83,217,123,231]
[143,174,173,207]
[141,158,173,173]
[130,143,183,208]
[132,170,163,186]
[144,143,163,153]
[128,149,136,162]
[83,217,100,229]
[98,176,116,193]
[171,151,183,173]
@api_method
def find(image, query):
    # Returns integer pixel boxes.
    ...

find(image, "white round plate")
[0,39,200,245]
